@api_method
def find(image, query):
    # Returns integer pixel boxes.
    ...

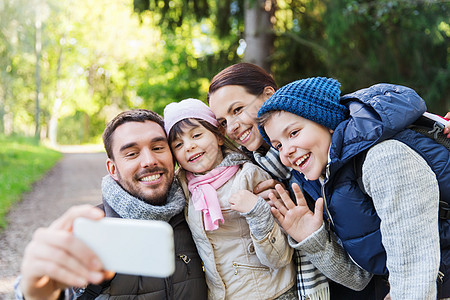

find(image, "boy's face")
[264,111,333,180]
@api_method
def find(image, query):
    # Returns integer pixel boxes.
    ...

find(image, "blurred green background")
[1,0,449,145]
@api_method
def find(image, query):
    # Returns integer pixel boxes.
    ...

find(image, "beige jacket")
[179,160,295,300]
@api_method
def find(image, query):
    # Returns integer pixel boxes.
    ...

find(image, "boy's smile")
[264,111,333,180]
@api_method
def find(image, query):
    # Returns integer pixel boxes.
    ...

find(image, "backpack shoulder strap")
[409,114,450,150]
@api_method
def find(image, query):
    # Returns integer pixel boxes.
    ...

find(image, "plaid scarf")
[253,147,292,180]
[251,147,330,300]
[295,251,330,299]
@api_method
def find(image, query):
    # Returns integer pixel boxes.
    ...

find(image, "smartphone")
[73,217,175,277]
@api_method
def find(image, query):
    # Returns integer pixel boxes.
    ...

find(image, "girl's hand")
[269,183,323,242]
[253,179,285,201]
[229,190,258,213]
[444,112,450,138]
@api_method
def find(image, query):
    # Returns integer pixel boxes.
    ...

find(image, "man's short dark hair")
[102,109,165,160]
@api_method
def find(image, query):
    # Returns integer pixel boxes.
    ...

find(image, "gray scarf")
[218,150,249,168]
[102,175,185,221]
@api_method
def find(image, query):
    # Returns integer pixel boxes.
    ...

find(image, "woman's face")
[209,85,274,151]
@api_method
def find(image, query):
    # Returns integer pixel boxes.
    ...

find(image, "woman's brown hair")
[207,63,278,103]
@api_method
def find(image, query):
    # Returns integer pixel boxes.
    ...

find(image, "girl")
[257,77,449,299]
[163,98,297,300]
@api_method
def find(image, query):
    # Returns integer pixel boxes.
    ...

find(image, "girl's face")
[264,111,333,180]
[170,119,224,174]
[209,85,274,152]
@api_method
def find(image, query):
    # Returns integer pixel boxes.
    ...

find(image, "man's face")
[106,121,174,205]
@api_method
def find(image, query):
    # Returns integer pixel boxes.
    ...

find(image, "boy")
[257,77,449,299]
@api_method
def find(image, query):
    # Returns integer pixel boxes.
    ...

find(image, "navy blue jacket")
[293,83,449,277]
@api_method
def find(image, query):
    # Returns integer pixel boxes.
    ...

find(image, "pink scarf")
[186,165,240,231]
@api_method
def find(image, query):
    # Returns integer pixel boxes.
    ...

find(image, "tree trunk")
[243,0,274,72]
[49,44,64,147]
[83,112,90,143]
[34,11,42,140]
[0,84,5,135]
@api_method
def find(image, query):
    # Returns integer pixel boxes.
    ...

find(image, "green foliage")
[272,0,449,113]
[133,0,244,37]
[323,0,449,99]
[0,135,62,229]
[272,0,329,83]
[1,0,448,145]
[131,8,242,114]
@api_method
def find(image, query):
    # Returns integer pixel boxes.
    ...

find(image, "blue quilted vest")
[292,83,450,278]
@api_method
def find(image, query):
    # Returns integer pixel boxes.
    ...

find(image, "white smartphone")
[73,217,175,277]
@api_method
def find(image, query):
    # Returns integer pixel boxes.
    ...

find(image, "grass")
[0,135,62,229]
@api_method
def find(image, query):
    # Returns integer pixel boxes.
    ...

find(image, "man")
[16,109,208,300]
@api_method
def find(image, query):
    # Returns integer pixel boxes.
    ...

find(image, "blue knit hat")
[257,77,348,146]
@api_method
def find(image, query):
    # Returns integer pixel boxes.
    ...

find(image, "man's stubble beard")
[115,170,173,206]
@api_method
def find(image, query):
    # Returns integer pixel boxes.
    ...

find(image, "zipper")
[179,254,191,264]
[178,254,191,275]
[437,270,445,285]
[165,276,173,299]
[321,163,334,227]
[232,262,270,275]
[321,164,335,242]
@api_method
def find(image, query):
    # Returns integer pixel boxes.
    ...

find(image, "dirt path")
[0,148,107,299]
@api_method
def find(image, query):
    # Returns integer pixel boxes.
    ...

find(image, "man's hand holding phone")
[19,205,111,300]
[19,204,175,300]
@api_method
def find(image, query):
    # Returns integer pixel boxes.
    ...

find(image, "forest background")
[0,0,449,145]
